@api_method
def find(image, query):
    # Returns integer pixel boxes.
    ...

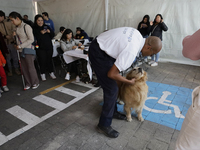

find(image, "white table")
[52,39,60,57]
[63,49,92,80]
[74,39,90,45]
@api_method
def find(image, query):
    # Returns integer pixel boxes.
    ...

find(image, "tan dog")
[118,67,148,122]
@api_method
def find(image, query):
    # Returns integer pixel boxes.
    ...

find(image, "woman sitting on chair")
[60,29,85,82]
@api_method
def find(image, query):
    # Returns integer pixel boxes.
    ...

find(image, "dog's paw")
[118,100,124,105]
[127,117,132,122]
[138,116,144,122]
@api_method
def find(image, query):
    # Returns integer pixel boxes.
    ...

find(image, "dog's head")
[126,67,147,81]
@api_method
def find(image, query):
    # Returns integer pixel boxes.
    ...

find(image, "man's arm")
[107,64,135,85]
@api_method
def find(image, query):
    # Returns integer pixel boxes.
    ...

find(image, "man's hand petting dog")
[128,78,135,85]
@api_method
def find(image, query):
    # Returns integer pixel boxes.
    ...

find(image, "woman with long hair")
[9,12,39,90]
[33,14,56,81]
[147,14,168,66]
[137,15,150,38]
[60,29,84,82]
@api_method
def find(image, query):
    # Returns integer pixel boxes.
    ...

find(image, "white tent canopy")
[1,0,200,66]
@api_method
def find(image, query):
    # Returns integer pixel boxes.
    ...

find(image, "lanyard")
[16,34,22,44]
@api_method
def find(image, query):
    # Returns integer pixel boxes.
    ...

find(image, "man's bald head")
[147,36,162,53]
[141,36,162,56]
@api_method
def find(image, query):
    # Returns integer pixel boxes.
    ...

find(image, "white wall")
[37,0,200,65]
[0,0,36,21]
[37,0,105,37]
[108,0,200,65]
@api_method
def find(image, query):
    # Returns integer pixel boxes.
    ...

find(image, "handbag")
[16,24,36,57]
[21,47,36,58]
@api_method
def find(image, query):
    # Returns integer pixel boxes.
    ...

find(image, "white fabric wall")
[108,0,200,65]
[0,0,36,21]
[37,0,105,37]
[37,0,200,65]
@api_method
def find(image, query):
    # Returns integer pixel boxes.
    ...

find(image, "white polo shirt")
[97,27,145,71]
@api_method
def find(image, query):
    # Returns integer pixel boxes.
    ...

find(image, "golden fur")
[118,67,148,122]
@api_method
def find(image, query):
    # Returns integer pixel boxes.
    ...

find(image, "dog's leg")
[136,106,144,122]
[124,104,132,122]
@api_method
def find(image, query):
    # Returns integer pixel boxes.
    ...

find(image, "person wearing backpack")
[147,14,168,66]
[9,12,39,90]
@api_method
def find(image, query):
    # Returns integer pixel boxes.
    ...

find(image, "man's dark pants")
[89,39,118,127]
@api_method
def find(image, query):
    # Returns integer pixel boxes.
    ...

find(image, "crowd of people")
[0,10,91,97]
[0,10,167,100]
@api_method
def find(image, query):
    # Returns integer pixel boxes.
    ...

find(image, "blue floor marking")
[100,81,193,130]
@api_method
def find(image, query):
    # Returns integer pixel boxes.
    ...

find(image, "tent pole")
[105,0,109,31]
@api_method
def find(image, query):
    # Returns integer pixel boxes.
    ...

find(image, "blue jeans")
[151,52,160,62]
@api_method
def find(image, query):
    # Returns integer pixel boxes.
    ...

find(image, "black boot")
[97,124,119,138]
[94,81,100,87]
[113,111,126,120]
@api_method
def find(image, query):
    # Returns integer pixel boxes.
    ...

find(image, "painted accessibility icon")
[144,91,185,118]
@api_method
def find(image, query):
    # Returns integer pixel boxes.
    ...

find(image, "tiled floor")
[0,62,199,150]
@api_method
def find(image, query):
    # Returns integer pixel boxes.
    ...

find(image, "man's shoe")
[113,112,126,120]
[94,81,100,87]
[7,71,12,76]
[97,125,119,138]
[15,68,21,75]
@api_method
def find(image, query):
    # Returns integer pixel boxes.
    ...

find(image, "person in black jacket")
[147,14,168,66]
[137,15,150,38]
[33,14,56,81]
[74,27,90,41]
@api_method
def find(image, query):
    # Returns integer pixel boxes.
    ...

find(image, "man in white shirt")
[89,27,162,138]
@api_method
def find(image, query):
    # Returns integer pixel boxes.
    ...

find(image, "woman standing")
[9,12,39,90]
[148,14,168,66]
[60,29,84,82]
[33,14,56,81]
[137,15,150,38]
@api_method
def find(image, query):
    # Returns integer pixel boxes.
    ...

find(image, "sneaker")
[7,71,12,76]
[148,60,155,65]
[0,89,3,93]
[49,72,56,79]
[144,58,148,63]
[15,68,21,75]
[24,86,30,90]
[76,76,80,82]
[151,62,158,67]
[32,84,39,89]
[65,73,70,80]
[41,74,46,81]
[2,86,9,92]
